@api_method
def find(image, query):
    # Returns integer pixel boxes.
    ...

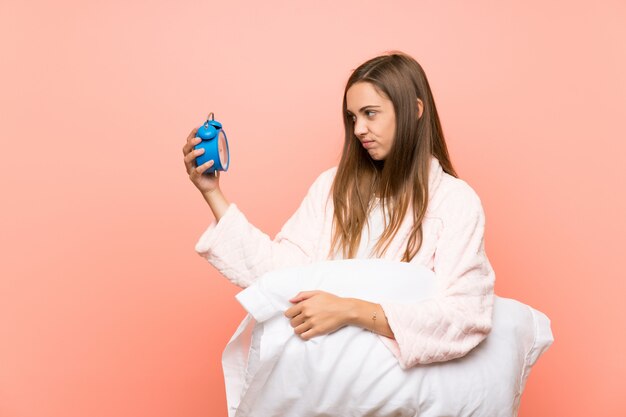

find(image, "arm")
[347,299,395,339]
[378,184,495,369]
[284,292,397,340]
[201,187,230,222]
[195,168,336,288]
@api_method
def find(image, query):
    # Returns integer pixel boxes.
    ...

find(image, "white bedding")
[221,259,553,417]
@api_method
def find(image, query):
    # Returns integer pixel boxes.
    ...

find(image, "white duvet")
[221,259,553,417]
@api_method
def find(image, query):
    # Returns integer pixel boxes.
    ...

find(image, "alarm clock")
[194,112,230,174]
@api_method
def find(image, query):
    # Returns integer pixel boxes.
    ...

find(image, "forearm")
[201,188,230,221]
[346,298,395,339]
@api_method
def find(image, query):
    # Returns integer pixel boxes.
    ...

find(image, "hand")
[284,290,355,340]
[182,127,221,194]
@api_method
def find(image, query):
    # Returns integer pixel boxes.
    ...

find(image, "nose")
[353,117,368,137]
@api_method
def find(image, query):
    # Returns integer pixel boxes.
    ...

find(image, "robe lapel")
[384,155,443,260]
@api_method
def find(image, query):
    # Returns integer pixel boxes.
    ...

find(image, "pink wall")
[1,1,625,416]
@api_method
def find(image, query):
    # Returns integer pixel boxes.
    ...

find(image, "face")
[346,81,396,161]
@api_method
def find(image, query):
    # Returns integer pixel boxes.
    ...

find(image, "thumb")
[289,290,318,303]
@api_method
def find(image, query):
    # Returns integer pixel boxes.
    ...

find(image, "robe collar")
[428,155,443,202]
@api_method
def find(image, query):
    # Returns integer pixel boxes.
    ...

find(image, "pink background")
[1,1,625,416]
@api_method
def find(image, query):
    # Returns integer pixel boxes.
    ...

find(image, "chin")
[368,151,388,161]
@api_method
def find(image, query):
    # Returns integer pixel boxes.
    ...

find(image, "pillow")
[221,259,553,417]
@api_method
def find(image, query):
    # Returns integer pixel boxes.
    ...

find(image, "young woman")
[182,51,495,369]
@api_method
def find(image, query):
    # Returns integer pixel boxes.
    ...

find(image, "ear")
[417,98,424,119]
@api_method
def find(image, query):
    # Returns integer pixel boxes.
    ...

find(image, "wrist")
[345,298,369,327]
[201,188,230,221]
[201,187,221,199]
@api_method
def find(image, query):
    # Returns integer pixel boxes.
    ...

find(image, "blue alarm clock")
[194,112,230,174]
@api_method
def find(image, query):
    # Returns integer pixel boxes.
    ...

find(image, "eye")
[347,111,376,121]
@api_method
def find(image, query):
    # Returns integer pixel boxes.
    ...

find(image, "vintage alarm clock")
[194,112,230,174]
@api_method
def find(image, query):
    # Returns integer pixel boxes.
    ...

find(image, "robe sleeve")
[378,183,496,369]
[194,168,335,288]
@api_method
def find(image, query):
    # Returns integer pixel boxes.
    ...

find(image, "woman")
[182,51,495,369]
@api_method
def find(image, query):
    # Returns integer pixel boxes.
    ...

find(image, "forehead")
[346,82,390,111]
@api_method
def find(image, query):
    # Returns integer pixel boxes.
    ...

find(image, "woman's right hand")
[182,127,221,195]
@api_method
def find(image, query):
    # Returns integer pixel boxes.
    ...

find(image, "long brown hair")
[329,51,458,262]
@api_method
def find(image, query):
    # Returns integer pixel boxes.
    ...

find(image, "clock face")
[217,130,228,168]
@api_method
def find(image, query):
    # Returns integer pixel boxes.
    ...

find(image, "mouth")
[361,140,375,149]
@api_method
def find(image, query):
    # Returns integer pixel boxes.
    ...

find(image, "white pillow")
[221,259,553,417]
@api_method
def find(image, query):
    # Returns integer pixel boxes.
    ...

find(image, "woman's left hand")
[284,290,355,340]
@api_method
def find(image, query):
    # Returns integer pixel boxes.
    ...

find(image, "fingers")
[184,147,205,165]
[189,159,215,177]
[289,290,318,303]
[290,313,307,328]
[294,319,313,338]
[182,131,214,174]
[284,304,302,319]
[182,129,200,156]
[183,142,205,173]
[186,127,198,142]
[183,127,220,176]
[299,327,316,340]
[285,307,317,340]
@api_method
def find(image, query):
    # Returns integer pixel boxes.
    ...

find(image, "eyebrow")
[346,105,381,114]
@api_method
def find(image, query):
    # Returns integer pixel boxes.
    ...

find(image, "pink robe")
[195,156,495,369]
